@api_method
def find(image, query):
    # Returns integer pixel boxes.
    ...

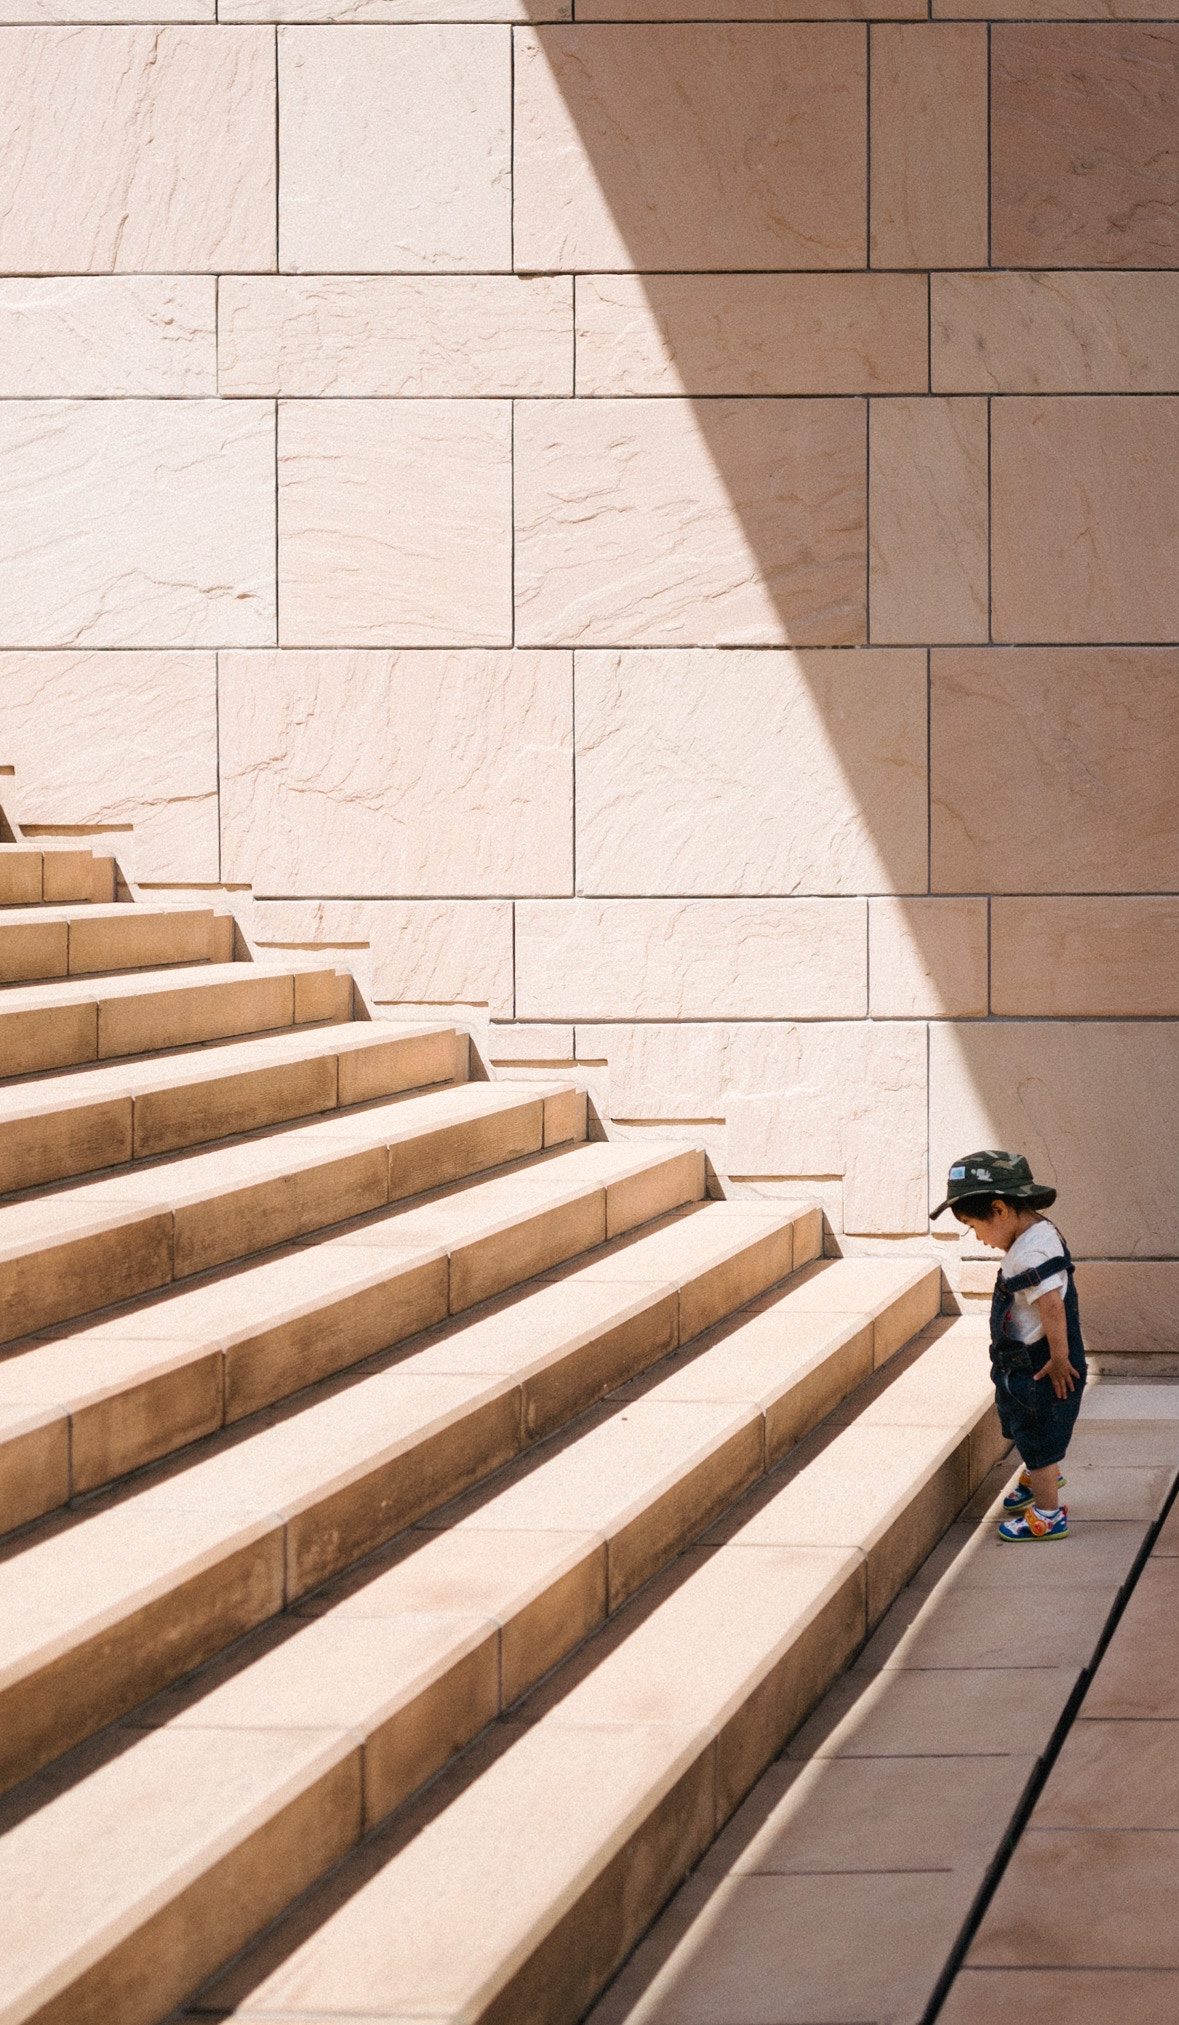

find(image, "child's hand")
[1035,1353,1079,1400]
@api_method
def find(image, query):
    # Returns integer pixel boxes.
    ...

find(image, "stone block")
[943,1972,1179,2025]
[1076,1263,1179,1360]
[992,899,1179,1017]
[993,396,1179,642]
[219,276,570,396]
[575,649,926,896]
[227,0,565,15]
[514,25,865,271]
[0,280,215,396]
[488,1025,574,1064]
[0,28,274,272]
[870,25,988,268]
[220,650,571,896]
[516,901,866,1021]
[249,900,515,1017]
[2,0,212,15]
[0,402,275,648]
[582,0,920,15]
[278,25,511,271]
[575,274,926,397]
[0,652,218,883]
[514,399,865,646]
[931,649,1179,893]
[932,273,1179,393]
[993,27,1179,267]
[930,1020,1179,1256]
[869,898,988,1018]
[869,397,989,644]
[278,401,511,647]
[724,1023,927,1234]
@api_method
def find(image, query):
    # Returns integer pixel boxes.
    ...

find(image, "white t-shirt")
[1000,1219,1069,1345]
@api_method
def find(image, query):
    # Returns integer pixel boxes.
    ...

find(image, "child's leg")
[1026,1463,1060,1510]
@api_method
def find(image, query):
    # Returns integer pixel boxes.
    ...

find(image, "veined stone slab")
[574,649,926,896]
[278,25,511,272]
[0,281,216,396]
[220,650,572,896]
[0,652,218,884]
[277,400,512,647]
[514,399,865,647]
[870,24,988,268]
[931,648,1179,894]
[250,900,514,1016]
[991,899,1179,1018]
[514,25,865,271]
[869,398,988,645]
[227,0,565,16]
[932,273,1179,394]
[0,401,275,648]
[575,275,927,397]
[869,898,988,1019]
[219,277,571,396]
[0,28,275,273]
[516,900,867,1021]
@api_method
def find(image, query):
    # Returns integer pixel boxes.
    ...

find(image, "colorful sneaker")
[1002,1472,1066,1514]
[998,1504,1069,1544]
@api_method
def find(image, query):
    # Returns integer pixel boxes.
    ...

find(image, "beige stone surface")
[942,1970,1179,2025]
[930,1021,1179,1256]
[1083,1561,1179,1718]
[993,27,1179,268]
[575,649,925,896]
[1037,1720,1179,1831]
[972,1828,1179,1968]
[1078,1263,1179,1360]
[201,1716,713,2025]
[249,900,514,1015]
[515,26,864,272]
[869,897,988,1018]
[0,1403,69,1533]
[789,1663,1081,1760]
[0,1723,360,2025]
[931,648,1179,893]
[992,898,1179,1017]
[870,25,988,268]
[576,274,926,397]
[516,901,866,1020]
[278,26,510,272]
[589,1866,978,2025]
[0,402,275,649]
[993,397,1179,642]
[220,275,570,396]
[0,279,215,395]
[724,1023,927,1234]
[933,272,1179,393]
[1,0,212,15]
[515,397,865,647]
[581,0,919,15]
[858,1581,1111,1673]
[220,649,571,897]
[228,0,565,16]
[0,28,274,272]
[0,652,219,883]
[278,400,511,647]
[869,397,989,644]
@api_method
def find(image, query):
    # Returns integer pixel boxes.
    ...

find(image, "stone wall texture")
[2,12,1177,1350]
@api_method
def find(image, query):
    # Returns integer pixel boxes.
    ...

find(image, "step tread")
[0,958,342,1013]
[0,1330,990,2025]
[0,902,220,927]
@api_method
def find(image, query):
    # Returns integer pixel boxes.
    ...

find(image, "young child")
[932,1150,1086,1542]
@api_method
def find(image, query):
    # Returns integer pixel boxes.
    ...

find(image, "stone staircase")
[0,830,1008,2025]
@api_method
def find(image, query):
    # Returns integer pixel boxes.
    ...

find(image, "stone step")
[0,1141,713,1788]
[0,1252,943,2025]
[0,1019,466,1192]
[0,1193,809,1526]
[0,1308,982,2025]
[0,845,117,908]
[0,903,234,986]
[0,959,355,1077]
[0,1079,589,1346]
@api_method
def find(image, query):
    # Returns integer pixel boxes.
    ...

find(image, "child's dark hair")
[951,1192,1030,1224]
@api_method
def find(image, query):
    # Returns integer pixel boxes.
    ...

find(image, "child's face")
[957,1200,1024,1251]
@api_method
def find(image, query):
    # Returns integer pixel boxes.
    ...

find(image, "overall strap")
[1003,1252,1073,1296]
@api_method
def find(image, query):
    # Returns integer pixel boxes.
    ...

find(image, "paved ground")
[588,1379,1179,2025]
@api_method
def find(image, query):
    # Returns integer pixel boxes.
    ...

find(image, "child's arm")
[1032,1289,1079,1399]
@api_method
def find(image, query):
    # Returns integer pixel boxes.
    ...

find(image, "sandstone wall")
[1,15,1177,1349]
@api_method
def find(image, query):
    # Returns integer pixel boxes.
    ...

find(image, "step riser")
[0,851,116,908]
[0,909,230,987]
[0,969,354,1079]
[0,1027,466,1192]
[0,1098,582,1346]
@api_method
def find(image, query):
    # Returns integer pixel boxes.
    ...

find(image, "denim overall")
[989,1234,1087,1472]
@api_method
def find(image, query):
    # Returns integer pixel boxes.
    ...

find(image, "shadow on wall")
[507,16,1178,1280]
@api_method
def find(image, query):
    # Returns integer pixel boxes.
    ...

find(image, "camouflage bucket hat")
[931,1149,1057,1220]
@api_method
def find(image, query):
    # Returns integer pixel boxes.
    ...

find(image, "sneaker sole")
[998,1528,1069,1544]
